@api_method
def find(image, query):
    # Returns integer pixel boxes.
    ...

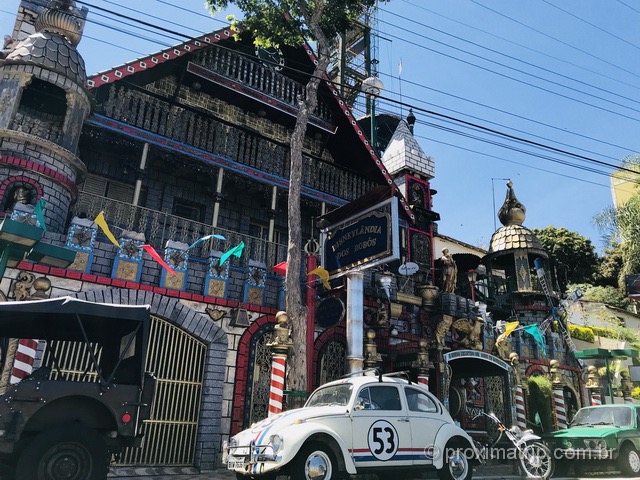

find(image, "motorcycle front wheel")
[519,441,554,480]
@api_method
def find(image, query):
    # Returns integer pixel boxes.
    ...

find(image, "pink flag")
[141,245,177,275]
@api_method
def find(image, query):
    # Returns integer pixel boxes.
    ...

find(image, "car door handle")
[398,417,410,422]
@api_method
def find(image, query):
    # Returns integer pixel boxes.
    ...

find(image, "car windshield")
[571,407,632,427]
[306,385,353,407]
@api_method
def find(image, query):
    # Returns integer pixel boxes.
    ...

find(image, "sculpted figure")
[440,248,457,294]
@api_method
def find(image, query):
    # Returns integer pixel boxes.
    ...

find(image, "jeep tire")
[15,423,108,480]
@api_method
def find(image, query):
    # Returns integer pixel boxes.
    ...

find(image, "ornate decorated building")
[0,0,588,474]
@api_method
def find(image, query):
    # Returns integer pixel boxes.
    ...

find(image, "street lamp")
[467,269,478,302]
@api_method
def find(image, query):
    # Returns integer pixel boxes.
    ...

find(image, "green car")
[544,404,640,477]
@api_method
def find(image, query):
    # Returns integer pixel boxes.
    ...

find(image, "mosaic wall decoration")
[65,217,97,273]
[204,251,228,298]
[111,233,144,282]
[160,240,189,291]
[244,261,266,306]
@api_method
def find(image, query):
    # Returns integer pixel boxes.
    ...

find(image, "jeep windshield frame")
[0,296,151,387]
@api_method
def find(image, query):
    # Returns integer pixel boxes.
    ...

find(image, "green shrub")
[568,324,595,343]
[527,375,553,434]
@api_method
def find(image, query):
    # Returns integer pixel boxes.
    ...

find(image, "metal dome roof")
[488,224,546,254]
[4,32,86,86]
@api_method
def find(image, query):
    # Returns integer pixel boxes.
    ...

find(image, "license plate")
[227,457,244,469]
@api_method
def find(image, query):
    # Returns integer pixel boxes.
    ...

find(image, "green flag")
[220,242,245,266]
[523,324,546,356]
[34,198,47,232]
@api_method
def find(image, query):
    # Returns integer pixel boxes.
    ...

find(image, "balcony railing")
[193,46,334,123]
[99,86,374,202]
[72,192,287,267]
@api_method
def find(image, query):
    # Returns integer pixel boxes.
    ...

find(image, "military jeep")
[0,296,155,480]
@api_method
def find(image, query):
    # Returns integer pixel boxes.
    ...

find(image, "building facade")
[0,0,586,473]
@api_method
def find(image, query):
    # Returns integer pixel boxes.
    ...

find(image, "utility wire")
[75,1,640,158]
[541,0,640,54]
[400,0,640,94]
[379,7,640,109]
[469,0,640,81]
[7,2,637,181]
[378,18,640,122]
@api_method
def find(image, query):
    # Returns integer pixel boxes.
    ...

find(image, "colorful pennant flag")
[94,211,121,248]
[309,266,331,290]
[188,233,226,249]
[34,198,47,232]
[501,320,520,338]
[272,261,287,276]
[219,242,245,266]
[523,324,547,356]
[140,244,176,275]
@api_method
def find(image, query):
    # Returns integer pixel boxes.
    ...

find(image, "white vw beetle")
[223,372,477,480]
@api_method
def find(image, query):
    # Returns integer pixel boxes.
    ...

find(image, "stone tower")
[0,0,90,233]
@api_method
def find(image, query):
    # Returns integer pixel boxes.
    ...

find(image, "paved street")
[0,460,630,479]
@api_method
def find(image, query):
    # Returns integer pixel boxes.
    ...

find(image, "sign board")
[321,197,399,278]
[630,366,640,382]
[315,297,345,328]
[398,262,419,276]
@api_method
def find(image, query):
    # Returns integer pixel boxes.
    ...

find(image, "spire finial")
[497,180,526,226]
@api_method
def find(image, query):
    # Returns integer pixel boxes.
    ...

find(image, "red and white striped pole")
[515,385,527,430]
[418,374,429,389]
[553,387,567,429]
[589,390,602,406]
[9,339,39,384]
[268,355,287,417]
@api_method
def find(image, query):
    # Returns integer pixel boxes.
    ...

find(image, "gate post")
[268,311,293,416]
[585,365,602,406]
[413,339,433,390]
[549,360,567,429]
[510,353,527,430]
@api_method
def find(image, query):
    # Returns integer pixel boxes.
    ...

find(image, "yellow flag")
[94,211,120,248]
[309,266,331,290]
[503,320,520,338]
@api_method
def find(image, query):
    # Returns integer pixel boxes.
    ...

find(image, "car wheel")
[15,423,108,480]
[438,440,472,480]
[618,443,640,477]
[290,441,339,480]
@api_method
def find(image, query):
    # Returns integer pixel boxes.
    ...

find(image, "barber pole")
[515,385,527,430]
[590,390,601,406]
[418,374,429,389]
[9,339,39,384]
[268,355,287,416]
[553,387,567,429]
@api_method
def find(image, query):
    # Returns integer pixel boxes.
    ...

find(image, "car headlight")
[584,439,606,450]
[270,434,283,454]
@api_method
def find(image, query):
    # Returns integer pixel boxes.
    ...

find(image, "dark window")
[173,199,205,223]
[358,385,402,411]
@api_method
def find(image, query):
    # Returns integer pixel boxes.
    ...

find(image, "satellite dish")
[398,262,419,276]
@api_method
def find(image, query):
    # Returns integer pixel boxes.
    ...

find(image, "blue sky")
[2,0,638,254]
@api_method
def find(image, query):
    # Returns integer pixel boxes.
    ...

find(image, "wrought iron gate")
[245,328,275,427]
[317,338,346,387]
[117,316,206,466]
